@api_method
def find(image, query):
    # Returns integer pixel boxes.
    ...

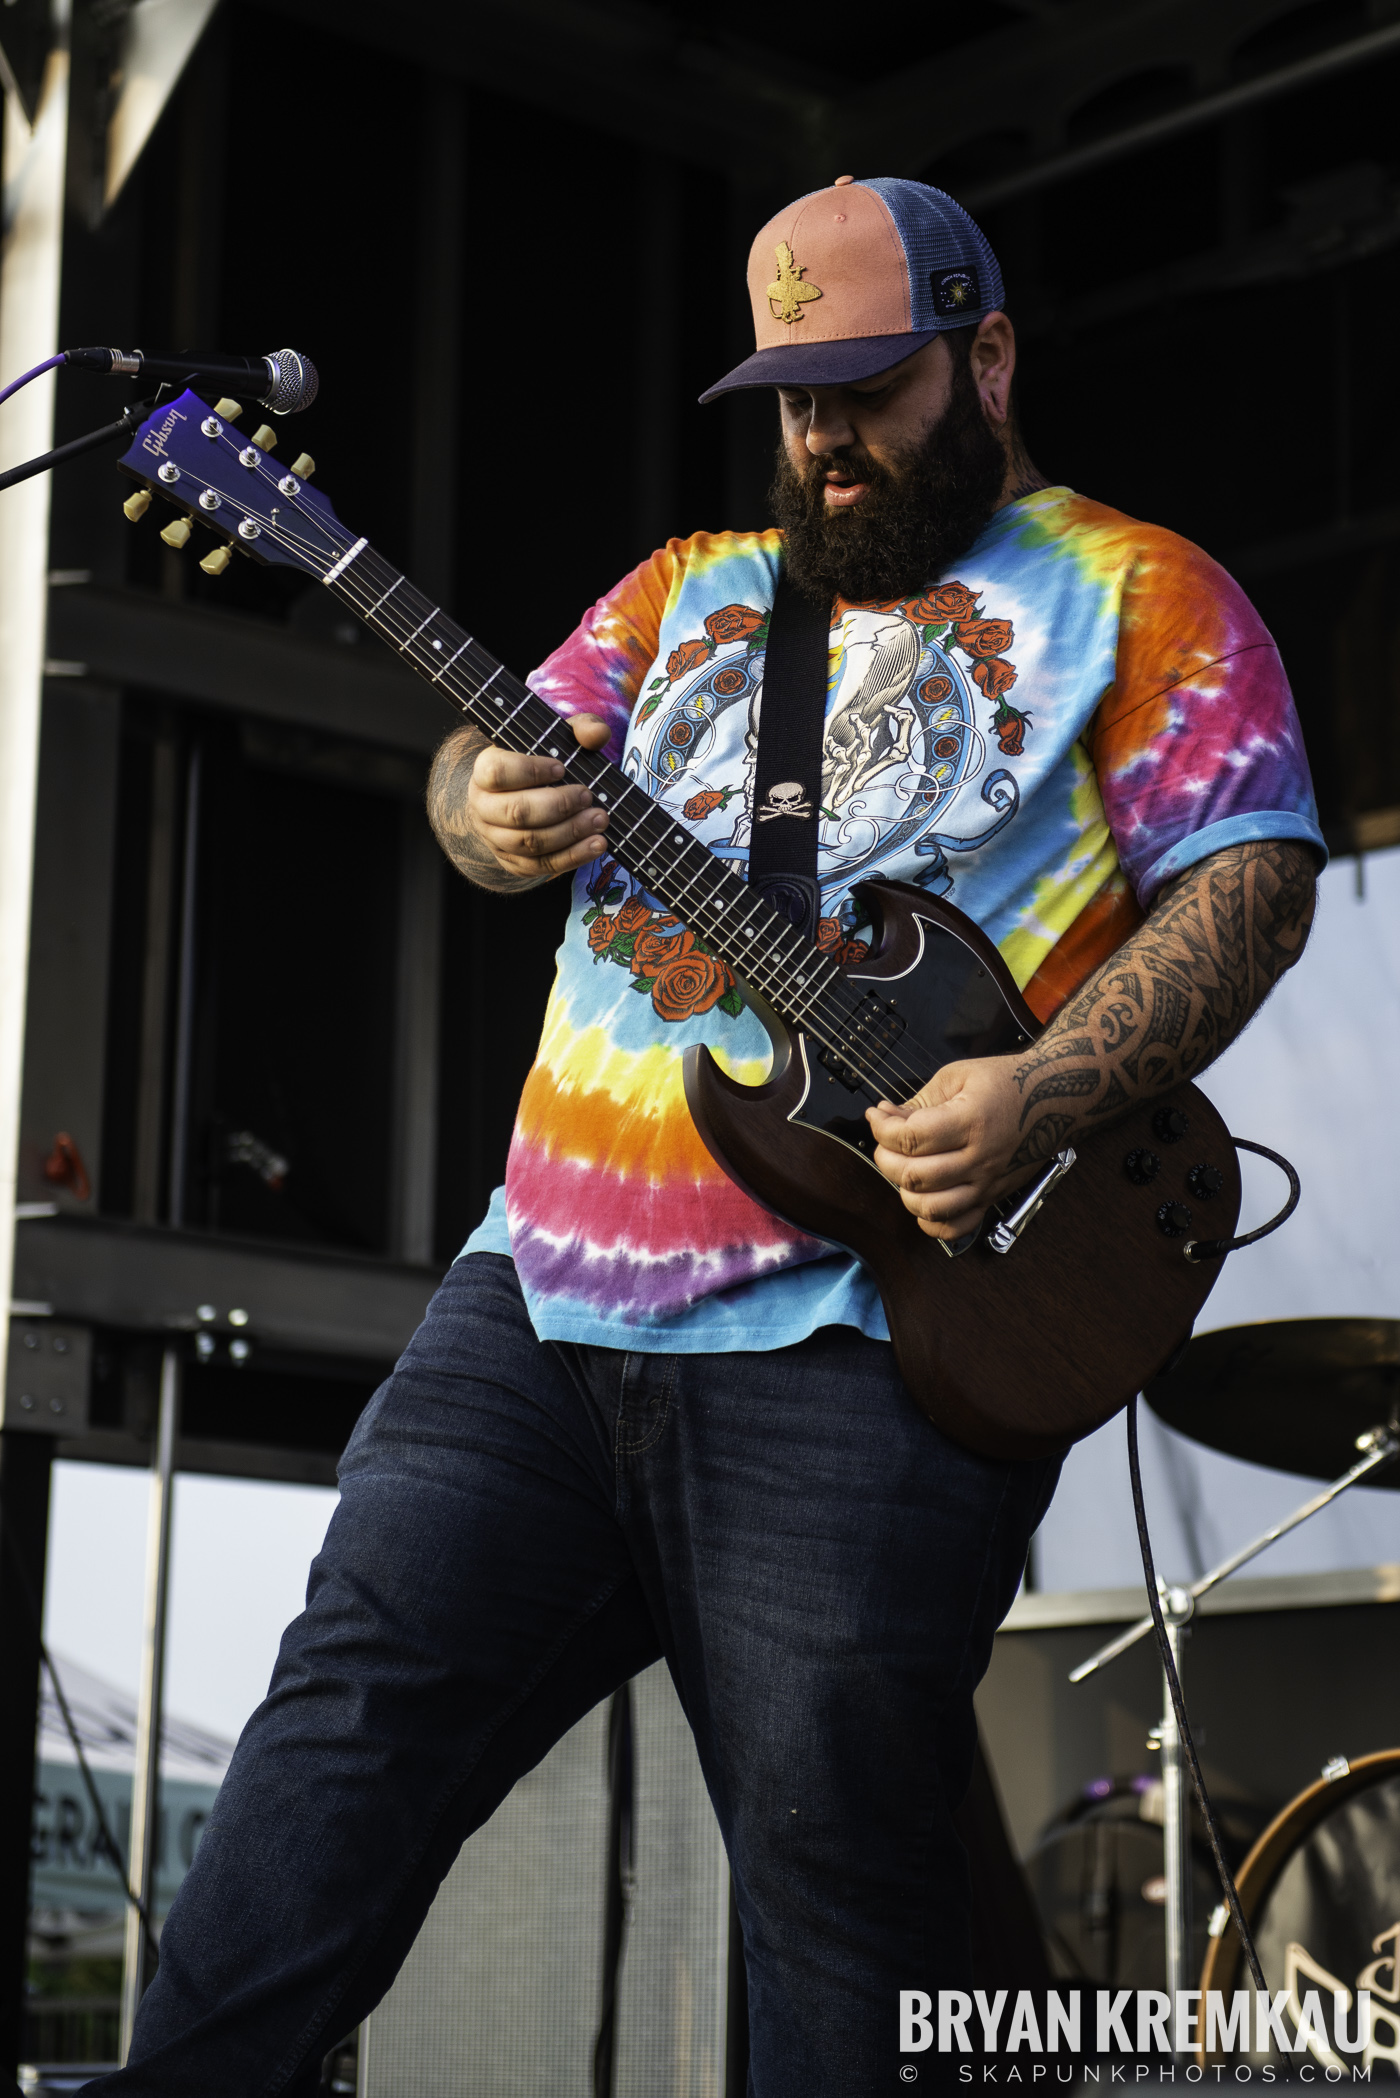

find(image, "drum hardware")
[1155,1579,1195,2010]
[1070,1424,1400,1685]
[1068,1320,1400,2045]
[1198,1747,1400,2068]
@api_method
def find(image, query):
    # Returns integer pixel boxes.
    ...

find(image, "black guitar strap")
[747,570,830,943]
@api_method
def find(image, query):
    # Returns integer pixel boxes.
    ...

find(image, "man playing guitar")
[98,179,1321,2096]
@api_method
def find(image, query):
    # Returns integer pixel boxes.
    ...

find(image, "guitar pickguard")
[787,907,1033,1165]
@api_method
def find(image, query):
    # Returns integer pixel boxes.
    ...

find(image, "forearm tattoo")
[1007,840,1316,1170]
[425,728,546,894]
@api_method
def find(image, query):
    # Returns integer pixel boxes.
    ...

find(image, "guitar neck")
[325,539,851,1038]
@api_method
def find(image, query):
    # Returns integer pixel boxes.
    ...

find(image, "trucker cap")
[699,175,1005,402]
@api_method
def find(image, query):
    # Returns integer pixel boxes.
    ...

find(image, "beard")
[769,353,1009,604]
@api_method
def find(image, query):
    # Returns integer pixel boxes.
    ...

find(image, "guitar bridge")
[987,1148,1077,1253]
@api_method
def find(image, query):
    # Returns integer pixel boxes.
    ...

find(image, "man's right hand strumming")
[426,712,612,892]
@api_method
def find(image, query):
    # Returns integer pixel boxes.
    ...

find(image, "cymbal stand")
[1071,1421,1400,2026]
[1072,1424,1400,1686]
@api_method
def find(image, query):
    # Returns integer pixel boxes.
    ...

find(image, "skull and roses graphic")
[594,582,1029,1024]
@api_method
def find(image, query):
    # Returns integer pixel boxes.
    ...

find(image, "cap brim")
[698,329,944,404]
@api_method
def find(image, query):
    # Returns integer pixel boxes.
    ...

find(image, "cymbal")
[1145,1319,1400,1484]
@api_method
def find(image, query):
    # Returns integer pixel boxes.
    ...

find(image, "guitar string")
[179,443,844,1032]
[182,432,839,1026]
[248,504,939,1103]
[190,429,942,1104]
[314,544,936,1101]
[189,442,937,1103]
[330,547,948,1107]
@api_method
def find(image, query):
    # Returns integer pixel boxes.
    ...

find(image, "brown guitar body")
[683,880,1240,1461]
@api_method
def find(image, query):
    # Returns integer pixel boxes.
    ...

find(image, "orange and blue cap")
[700,176,1005,402]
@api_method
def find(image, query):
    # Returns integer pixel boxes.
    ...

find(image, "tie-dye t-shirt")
[464,486,1323,1352]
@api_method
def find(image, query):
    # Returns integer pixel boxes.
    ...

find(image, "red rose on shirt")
[614,897,651,933]
[992,701,1032,756]
[973,656,1018,700]
[666,637,712,680]
[632,923,690,975]
[906,582,980,623]
[956,618,1014,659]
[651,947,734,1021]
[704,604,765,646]
[817,917,872,968]
[587,914,617,953]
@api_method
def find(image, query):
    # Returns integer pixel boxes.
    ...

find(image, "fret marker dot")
[432,639,443,651]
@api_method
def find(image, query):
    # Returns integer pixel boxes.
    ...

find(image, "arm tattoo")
[425,727,548,895]
[1007,839,1316,1169]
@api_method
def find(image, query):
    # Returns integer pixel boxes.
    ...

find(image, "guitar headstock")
[117,389,350,580]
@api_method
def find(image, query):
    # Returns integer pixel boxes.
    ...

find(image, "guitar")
[117,391,1241,1460]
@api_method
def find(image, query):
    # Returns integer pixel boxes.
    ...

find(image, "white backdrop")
[1035,843,1400,1593]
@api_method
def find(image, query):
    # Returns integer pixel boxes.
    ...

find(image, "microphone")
[62,345,319,414]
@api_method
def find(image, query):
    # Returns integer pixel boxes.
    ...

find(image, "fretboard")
[325,538,918,1102]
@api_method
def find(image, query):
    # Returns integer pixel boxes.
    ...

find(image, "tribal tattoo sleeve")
[1008,840,1317,1170]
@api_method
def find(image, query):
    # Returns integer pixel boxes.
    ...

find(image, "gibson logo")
[141,406,188,460]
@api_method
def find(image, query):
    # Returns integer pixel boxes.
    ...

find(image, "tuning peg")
[123,489,151,521]
[290,452,315,479]
[160,517,192,549]
[214,398,243,421]
[251,424,277,452]
[199,545,232,575]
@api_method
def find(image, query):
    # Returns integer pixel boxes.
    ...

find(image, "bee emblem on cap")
[767,243,823,326]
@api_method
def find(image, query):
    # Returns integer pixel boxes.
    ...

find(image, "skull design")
[759,780,813,821]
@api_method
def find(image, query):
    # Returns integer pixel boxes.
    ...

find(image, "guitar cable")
[1184,1138,1300,1264]
[1126,1396,1268,1997]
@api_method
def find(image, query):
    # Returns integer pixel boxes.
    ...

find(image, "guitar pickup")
[817,994,909,1095]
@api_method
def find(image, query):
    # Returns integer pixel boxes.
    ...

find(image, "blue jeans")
[90,1253,1057,2097]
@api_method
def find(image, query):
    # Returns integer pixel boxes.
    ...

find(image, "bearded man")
[97,179,1322,2097]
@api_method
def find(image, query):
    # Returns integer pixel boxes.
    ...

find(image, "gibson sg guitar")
[116,389,1248,1461]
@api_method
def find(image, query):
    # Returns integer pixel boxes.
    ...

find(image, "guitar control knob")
[1187,1163,1223,1201]
[1156,1201,1193,1239]
[1153,1107,1190,1144]
[1124,1149,1160,1185]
